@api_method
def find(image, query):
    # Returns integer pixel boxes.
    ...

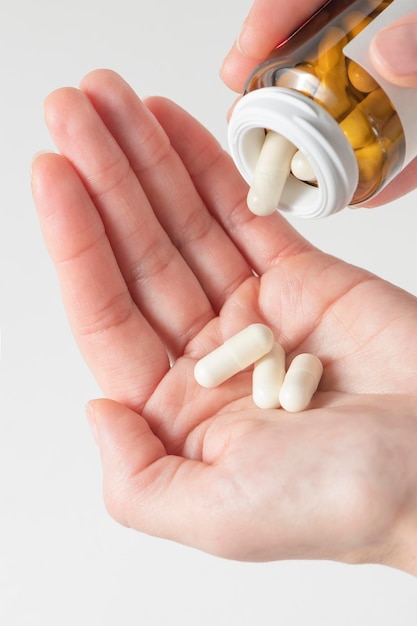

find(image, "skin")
[220,2,417,207]
[31,69,417,575]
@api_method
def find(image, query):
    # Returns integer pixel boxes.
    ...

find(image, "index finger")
[221,0,326,92]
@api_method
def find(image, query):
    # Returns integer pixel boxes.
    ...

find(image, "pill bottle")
[228,0,417,218]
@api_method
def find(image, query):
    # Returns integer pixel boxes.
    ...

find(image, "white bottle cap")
[228,87,359,219]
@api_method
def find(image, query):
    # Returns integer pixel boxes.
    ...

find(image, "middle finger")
[44,85,213,356]
[80,69,254,312]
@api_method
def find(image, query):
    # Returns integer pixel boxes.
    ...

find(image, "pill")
[367,0,389,12]
[290,151,317,183]
[194,324,275,388]
[356,140,384,183]
[314,70,352,120]
[347,60,378,93]
[252,343,286,409]
[247,131,297,216]
[342,11,371,40]
[340,107,374,150]
[359,88,394,123]
[278,353,323,413]
[316,27,348,73]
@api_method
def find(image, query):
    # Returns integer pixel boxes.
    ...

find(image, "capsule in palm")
[194,324,275,388]
[252,343,286,409]
[278,353,323,413]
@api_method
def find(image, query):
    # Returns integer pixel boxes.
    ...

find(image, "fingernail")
[85,401,98,444]
[372,22,417,81]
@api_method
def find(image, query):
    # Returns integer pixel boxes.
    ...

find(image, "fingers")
[79,70,253,311]
[146,95,312,274]
[42,82,216,359]
[87,399,222,554]
[31,152,169,409]
[33,70,310,414]
[370,11,417,88]
[220,49,265,94]
[221,0,325,92]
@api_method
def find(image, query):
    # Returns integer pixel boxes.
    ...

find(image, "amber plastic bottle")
[228,0,417,218]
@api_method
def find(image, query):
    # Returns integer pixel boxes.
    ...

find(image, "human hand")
[32,70,417,575]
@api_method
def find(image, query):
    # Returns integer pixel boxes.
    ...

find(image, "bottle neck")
[228,87,359,218]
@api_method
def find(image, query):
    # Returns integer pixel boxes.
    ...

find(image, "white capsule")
[252,343,286,409]
[278,353,323,413]
[290,150,317,183]
[247,131,297,216]
[194,324,275,388]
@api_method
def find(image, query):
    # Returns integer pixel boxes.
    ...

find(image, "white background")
[1,1,417,624]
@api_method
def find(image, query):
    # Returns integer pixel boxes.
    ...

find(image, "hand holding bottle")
[222,2,417,208]
[221,3,417,91]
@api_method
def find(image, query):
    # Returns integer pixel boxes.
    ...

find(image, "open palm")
[32,70,417,574]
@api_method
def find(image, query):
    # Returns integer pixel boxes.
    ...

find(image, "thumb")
[85,399,220,552]
[86,398,167,526]
[370,11,417,88]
